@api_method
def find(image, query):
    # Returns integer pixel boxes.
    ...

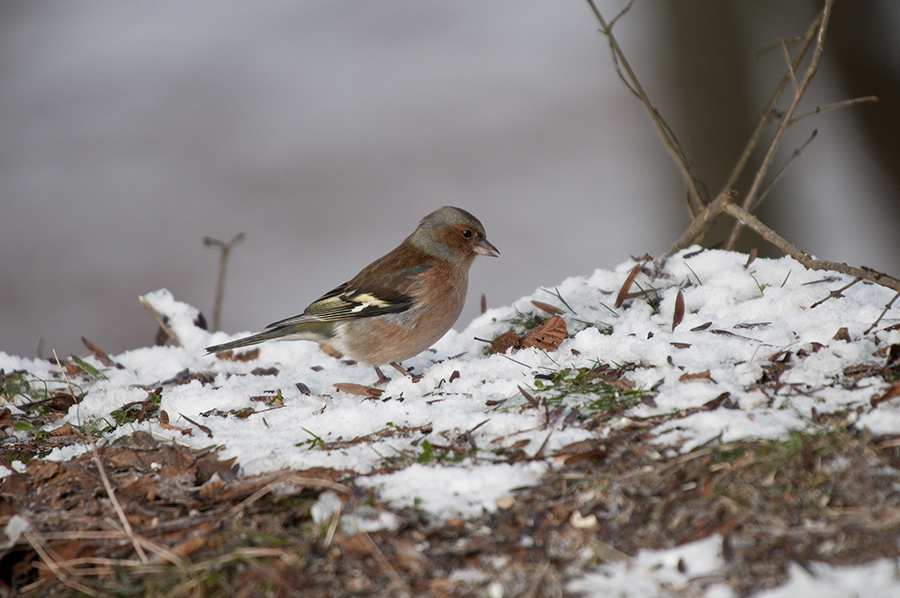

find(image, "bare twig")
[223,473,350,520]
[669,190,736,253]
[722,15,822,205]
[810,276,862,309]
[725,0,836,249]
[864,290,900,335]
[753,128,818,210]
[139,295,181,347]
[23,528,105,597]
[355,527,411,598]
[203,233,244,332]
[670,193,900,294]
[51,351,151,566]
[718,200,900,292]
[91,450,150,564]
[585,0,703,216]
[789,95,879,125]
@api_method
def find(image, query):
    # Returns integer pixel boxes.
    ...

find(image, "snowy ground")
[3,248,900,596]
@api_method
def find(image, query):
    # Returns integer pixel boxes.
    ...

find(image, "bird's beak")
[473,238,500,257]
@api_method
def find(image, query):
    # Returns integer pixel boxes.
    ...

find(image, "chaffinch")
[206,206,499,382]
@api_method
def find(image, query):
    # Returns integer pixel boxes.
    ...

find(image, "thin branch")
[780,38,800,94]
[789,95,879,125]
[585,0,703,216]
[725,0,836,249]
[670,193,900,294]
[91,449,150,564]
[753,128,818,211]
[355,527,411,598]
[139,295,181,347]
[203,233,244,333]
[864,290,900,335]
[722,15,822,198]
[24,528,105,597]
[51,351,150,564]
[669,190,736,253]
[810,276,862,308]
[719,200,900,293]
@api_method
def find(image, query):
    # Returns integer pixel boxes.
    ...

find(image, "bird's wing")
[265,264,430,329]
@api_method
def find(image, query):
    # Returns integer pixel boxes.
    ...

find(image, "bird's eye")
[462,229,473,238]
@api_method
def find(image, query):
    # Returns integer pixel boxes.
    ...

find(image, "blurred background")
[2,0,898,359]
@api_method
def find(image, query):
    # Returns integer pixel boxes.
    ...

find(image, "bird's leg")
[373,366,391,386]
[389,362,420,383]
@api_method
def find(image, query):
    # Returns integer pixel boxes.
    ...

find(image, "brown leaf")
[531,300,565,315]
[833,327,851,342]
[180,413,213,437]
[80,336,122,368]
[744,248,757,269]
[518,385,541,409]
[679,370,713,382]
[46,423,77,437]
[333,383,383,398]
[670,342,692,349]
[519,315,567,351]
[615,263,642,308]
[672,290,685,331]
[483,331,520,354]
[703,392,731,409]
[871,382,900,407]
[214,348,260,361]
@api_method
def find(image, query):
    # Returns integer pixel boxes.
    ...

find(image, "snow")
[568,534,735,598]
[3,248,900,596]
[755,560,900,598]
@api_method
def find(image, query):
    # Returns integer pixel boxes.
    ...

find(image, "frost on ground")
[2,248,900,596]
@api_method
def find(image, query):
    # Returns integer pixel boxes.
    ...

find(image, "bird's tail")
[205,328,289,354]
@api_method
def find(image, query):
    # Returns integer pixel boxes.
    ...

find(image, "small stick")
[719,200,900,292]
[139,295,181,347]
[203,233,244,332]
[90,449,150,564]
[810,276,862,309]
[23,528,103,597]
[725,0,836,249]
[864,290,900,335]
[52,350,149,564]
[586,0,702,217]
[752,129,818,211]
[355,527,410,597]
[670,194,900,294]
[789,96,878,126]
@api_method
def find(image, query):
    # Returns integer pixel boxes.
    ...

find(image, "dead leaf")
[333,383,383,398]
[518,385,541,410]
[679,370,713,382]
[872,382,900,407]
[81,336,124,369]
[672,290,685,331]
[833,327,851,341]
[214,348,260,361]
[531,300,565,315]
[483,331,520,354]
[46,423,77,437]
[520,315,567,351]
[615,263,642,308]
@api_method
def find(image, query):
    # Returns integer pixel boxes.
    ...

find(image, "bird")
[206,206,499,383]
